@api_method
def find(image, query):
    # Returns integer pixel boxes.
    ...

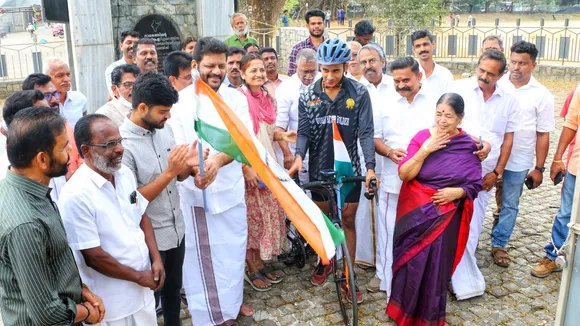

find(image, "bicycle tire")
[292,237,307,269]
[332,241,358,326]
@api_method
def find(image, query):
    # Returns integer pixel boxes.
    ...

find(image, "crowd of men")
[0,6,575,326]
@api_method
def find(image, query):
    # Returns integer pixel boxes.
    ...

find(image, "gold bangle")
[421,146,430,154]
[553,160,563,163]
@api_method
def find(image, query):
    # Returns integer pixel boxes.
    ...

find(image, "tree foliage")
[360,0,447,25]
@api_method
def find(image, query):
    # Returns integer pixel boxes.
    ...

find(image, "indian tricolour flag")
[332,120,354,206]
[193,78,344,264]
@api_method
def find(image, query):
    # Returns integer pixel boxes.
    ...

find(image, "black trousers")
[155,239,185,326]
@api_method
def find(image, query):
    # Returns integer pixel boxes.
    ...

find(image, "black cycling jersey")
[295,76,375,182]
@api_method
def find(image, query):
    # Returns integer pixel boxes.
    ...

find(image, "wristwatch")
[535,166,546,173]
[493,169,503,180]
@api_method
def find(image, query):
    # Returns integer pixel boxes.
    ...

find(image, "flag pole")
[193,77,208,212]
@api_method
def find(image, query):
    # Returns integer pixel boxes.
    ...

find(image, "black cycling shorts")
[310,179,362,204]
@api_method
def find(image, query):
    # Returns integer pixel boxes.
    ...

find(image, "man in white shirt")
[482,35,504,53]
[491,41,554,267]
[373,57,437,299]
[346,41,363,81]
[448,50,520,300]
[96,64,140,126]
[104,31,140,98]
[168,37,254,325]
[411,29,454,98]
[58,114,163,326]
[356,43,396,289]
[274,48,318,176]
[163,51,194,92]
[45,57,88,127]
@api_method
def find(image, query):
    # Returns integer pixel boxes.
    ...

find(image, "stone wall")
[0,79,24,99]
[110,0,197,58]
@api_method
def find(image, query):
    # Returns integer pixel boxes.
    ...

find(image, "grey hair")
[44,57,68,75]
[231,13,248,26]
[482,35,503,48]
[347,40,362,52]
[359,43,384,60]
[296,48,317,66]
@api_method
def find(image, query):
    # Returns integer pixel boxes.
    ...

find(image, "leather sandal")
[491,247,511,268]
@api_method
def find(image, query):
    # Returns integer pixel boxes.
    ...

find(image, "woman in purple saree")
[386,93,483,325]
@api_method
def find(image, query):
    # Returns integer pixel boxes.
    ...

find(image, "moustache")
[230,68,240,74]
[396,86,412,92]
[419,50,429,55]
[365,67,376,73]
[207,73,223,81]
[478,77,490,84]
[146,59,155,64]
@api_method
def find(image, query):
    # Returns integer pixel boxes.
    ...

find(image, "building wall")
[110,0,197,58]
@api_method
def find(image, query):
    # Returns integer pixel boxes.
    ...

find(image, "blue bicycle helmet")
[316,38,351,65]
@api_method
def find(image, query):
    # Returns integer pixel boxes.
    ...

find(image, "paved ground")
[161,84,574,326]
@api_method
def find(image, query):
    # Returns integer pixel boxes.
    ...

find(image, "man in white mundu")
[448,50,520,300]
[168,37,254,325]
[354,43,396,288]
[373,56,437,299]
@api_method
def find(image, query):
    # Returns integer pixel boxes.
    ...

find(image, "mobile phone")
[524,177,534,190]
[479,136,483,150]
[554,171,564,186]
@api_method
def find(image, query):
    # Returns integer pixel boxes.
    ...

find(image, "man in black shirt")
[289,38,377,304]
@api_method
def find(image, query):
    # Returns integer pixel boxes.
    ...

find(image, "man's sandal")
[259,266,285,284]
[491,247,511,268]
[244,271,272,292]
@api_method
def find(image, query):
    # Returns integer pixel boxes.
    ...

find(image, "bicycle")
[300,169,378,326]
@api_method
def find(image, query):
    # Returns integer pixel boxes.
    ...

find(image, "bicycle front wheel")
[332,240,358,326]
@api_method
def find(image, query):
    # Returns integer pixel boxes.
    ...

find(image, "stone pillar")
[67,0,114,113]
[196,0,234,40]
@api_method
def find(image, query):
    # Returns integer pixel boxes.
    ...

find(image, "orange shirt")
[563,83,580,176]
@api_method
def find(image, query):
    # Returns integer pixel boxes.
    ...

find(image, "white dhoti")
[354,172,380,268]
[451,188,491,300]
[182,201,247,325]
[376,189,398,298]
[95,297,156,326]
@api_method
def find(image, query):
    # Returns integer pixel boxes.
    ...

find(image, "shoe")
[310,262,332,286]
[531,257,562,278]
[341,281,364,304]
[367,276,381,293]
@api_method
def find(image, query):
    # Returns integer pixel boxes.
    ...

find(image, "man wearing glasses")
[58,114,165,326]
[21,73,84,180]
[97,64,140,126]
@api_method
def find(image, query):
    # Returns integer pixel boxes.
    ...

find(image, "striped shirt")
[119,118,185,251]
[288,36,325,76]
[0,170,82,325]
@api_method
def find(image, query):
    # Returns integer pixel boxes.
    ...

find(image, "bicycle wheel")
[332,240,358,326]
[291,236,307,269]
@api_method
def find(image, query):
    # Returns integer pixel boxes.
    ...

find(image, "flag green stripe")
[321,210,345,246]
[195,118,250,166]
[335,160,354,206]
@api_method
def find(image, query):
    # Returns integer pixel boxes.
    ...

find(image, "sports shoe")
[531,257,562,278]
[367,276,381,293]
[310,261,332,286]
[341,280,364,304]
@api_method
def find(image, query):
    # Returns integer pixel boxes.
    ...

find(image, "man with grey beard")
[224,13,258,48]
[58,114,166,325]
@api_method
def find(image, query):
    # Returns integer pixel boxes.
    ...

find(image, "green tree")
[361,0,447,55]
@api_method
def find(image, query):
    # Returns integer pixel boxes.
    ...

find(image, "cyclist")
[289,38,377,304]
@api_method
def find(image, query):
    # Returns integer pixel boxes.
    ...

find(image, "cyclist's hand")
[366,170,378,193]
[288,156,303,177]
[389,149,407,164]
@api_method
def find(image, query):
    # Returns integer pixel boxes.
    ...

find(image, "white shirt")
[104,57,129,98]
[58,164,153,322]
[498,74,555,172]
[418,61,454,98]
[375,87,437,194]
[96,98,132,127]
[168,83,252,215]
[447,77,521,173]
[60,90,88,127]
[360,74,397,177]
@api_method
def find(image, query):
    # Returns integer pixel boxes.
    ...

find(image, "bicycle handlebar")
[300,175,378,203]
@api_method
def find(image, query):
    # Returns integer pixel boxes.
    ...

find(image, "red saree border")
[386,298,445,326]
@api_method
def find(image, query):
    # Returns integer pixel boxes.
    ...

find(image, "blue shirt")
[60,90,88,127]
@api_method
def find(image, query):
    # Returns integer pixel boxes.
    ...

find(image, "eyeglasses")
[86,138,124,150]
[298,69,317,77]
[43,91,59,101]
[117,81,135,89]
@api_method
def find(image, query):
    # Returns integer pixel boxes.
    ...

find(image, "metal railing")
[253,18,580,66]
[0,38,66,80]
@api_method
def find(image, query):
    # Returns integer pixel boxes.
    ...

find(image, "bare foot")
[240,303,255,317]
